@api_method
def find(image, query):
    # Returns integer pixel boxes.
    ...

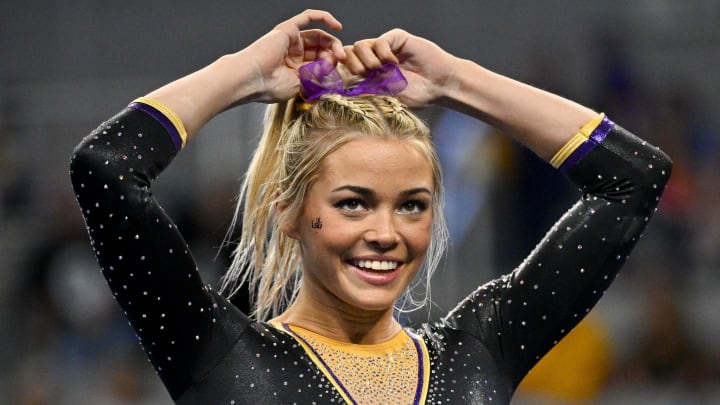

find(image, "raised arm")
[69,9,345,400]
[344,28,595,159]
[144,9,345,137]
[346,29,672,389]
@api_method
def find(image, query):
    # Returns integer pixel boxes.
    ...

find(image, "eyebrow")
[331,185,433,197]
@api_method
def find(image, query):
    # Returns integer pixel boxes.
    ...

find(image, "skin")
[143,7,595,165]
[146,9,347,137]
[141,8,600,343]
[345,29,597,159]
[273,136,434,344]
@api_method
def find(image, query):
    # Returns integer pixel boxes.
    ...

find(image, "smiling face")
[285,136,434,315]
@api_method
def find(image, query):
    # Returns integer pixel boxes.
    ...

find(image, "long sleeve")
[439,115,672,389]
[69,102,235,399]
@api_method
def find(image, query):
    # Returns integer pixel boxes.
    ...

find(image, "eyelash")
[333,198,428,214]
[334,198,366,212]
[399,200,427,214]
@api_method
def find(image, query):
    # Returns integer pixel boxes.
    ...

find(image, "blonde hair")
[221,89,448,321]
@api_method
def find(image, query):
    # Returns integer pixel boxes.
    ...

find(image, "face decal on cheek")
[311,217,323,229]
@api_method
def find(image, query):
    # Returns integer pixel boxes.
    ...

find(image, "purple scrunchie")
[299,59,407,101]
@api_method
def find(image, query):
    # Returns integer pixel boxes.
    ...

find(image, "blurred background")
[1,0,718,403]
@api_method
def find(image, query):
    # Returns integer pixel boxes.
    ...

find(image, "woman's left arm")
[345,29,595,159]
[346,30,672,386]
[456,118,671,386]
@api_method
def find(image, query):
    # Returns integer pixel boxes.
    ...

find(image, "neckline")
[277,322,429,405]
[283,322,409,353]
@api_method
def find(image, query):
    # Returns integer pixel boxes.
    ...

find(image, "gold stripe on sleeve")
[133,96,189,148]
[550,113,605,169]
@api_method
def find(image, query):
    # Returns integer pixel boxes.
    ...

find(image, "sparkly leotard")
[69,99,671,404]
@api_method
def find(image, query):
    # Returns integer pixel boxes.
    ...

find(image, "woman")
[70,9,671,404]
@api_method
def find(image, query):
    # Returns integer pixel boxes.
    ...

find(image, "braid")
[371,96,425,137]
[384,96,407,114]
[323,94,370,117]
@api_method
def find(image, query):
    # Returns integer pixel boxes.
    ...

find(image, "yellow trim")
[288,324,410,354]
[549,113,605,168]
[579,113,605,138]
[550,132,588,168]
[132,97,188,148]
[272,322,429,404]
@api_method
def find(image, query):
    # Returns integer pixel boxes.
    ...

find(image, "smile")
[351,259,399,271]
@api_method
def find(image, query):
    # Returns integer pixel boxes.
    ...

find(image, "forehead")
[316,137,434,190]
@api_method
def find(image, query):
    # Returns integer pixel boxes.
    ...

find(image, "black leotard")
[69,102,671,404]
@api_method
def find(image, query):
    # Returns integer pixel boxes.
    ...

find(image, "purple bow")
[298,59,407,101]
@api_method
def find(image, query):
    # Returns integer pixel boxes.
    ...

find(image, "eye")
[398,200,427,214]
[334,198,367,212]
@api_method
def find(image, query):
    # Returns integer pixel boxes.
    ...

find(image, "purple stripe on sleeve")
[559,116,615,173]
[591,115,615,144]
[129,102,183,151]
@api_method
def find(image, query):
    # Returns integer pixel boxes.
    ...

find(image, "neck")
[272,289,402,345]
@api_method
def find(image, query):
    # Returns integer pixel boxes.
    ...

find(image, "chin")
[343,292,402,314]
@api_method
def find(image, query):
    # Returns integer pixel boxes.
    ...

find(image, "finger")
[301,29,346,60]
[331,37,347,60]
[316,48,337,64]
[342,46,366,75]
[378,28,410,54]
[300,46,339,65]
[280,9,342,32]
[351,39,384,71]
[371,39,399,64]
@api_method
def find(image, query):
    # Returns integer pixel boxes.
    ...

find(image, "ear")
[275,199,300,240]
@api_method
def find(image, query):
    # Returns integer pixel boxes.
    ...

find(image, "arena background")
[1,1,718,403]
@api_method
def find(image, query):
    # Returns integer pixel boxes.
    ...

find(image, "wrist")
[144,52,261,137]
[214,51,265,106]
[434,57,487,111]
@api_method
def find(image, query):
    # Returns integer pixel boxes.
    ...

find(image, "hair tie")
[298,59,407,104]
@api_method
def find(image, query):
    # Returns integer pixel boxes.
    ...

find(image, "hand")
[244,9,346,103]
[343,29,457,108]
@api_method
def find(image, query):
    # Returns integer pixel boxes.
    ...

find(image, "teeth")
[353,260,398,271]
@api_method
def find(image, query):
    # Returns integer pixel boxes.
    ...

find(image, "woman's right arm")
[69,9,345,399]
[144,10,345,138]
[70,104,206,398]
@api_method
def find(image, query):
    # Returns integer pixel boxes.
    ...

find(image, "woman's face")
[286,136,434,314]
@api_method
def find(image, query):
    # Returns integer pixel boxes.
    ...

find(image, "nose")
[364,210,399,250]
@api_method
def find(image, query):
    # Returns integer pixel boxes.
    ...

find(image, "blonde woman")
[70,9,671,404]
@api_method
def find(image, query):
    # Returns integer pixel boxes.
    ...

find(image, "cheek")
[403,219,433,254]
[302,215,361,252]
[415,227,433,254]
[322,219,363,246]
